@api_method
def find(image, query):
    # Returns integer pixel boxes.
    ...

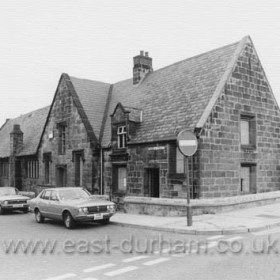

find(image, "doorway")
[145,168,160,197]
[56,165,67,187]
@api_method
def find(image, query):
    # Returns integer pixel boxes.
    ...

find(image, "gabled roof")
[101,37,248,146]
[0,106,50,157]
[0,36,257,152]
[69,77,111,142]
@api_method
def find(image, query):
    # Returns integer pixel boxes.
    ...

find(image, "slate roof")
[101,38,243,146]
[0,106,50,157]
[0,36,249,154]
[70,77,111,141]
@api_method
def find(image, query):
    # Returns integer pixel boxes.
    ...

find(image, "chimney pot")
[140,50,144,56]
[145,52,149,57]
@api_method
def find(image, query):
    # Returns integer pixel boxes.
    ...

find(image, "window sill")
[169,173,186,180]
[241,145,256,151]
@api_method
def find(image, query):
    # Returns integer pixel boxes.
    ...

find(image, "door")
[47,190,62,220]
[56,166,66,187]
[38,190,52,217]
[145,168,160,197]
[241,166,250,193]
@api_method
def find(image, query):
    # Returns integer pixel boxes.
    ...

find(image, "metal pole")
[185,156,192,226]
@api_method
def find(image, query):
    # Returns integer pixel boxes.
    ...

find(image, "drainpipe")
[100,147,103,195]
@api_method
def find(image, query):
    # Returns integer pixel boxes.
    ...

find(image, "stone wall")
[26,76,97,193]
[198,41,280,198]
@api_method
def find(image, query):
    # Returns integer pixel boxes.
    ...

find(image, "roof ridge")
[8,105,50,122]
[112,39,242,87]
[69,75,111,86]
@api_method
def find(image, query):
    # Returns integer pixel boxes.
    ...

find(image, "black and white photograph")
[1,1,280,279]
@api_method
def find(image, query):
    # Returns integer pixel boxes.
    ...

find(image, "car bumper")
[2,204,29,211]
[74,212,115,222]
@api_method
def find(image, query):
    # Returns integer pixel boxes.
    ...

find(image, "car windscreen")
[0,188,17,196]
[58,189,91,201]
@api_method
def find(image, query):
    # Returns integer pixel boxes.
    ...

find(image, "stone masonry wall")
[198,41,280,198]
[25,77,96,193]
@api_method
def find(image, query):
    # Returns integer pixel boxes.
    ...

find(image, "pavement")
[110,202,280,235]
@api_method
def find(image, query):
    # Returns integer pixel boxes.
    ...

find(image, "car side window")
[50,191,59,201]
[41,190,51,200]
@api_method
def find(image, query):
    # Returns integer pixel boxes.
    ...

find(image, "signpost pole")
[185,156,192,226]
[177,129,197,227]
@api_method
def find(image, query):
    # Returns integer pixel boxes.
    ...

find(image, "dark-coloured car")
[29,187,116,229]
[0,187,34,214]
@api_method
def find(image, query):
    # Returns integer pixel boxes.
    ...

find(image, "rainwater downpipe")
[100,147,103,195]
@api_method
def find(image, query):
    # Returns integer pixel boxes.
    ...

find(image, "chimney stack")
[133,50,153,85]
[10,124,23,155]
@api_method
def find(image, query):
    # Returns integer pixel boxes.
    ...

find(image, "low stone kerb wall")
[124,191,280,216]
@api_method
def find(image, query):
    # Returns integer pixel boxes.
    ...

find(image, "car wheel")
[23,208,29,214]
[0,206,5,215]
[99,218,110,225]
[63,212,75,229]
[35,209,45,223]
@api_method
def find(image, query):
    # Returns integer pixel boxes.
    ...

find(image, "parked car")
[0,187,34,214]
[29,187,116,229]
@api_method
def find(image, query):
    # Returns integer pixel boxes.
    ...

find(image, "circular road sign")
[177,130,198,157]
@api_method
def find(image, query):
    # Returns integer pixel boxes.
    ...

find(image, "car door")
[48,191,63,220]
[38,190,52,217]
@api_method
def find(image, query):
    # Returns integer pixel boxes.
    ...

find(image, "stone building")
[1,36,280,211]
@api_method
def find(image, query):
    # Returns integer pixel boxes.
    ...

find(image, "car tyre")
[23,208,29,214]
[63,212,75,229]
[35,209,45,223]
[0,206,5,215]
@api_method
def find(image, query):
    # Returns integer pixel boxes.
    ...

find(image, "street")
[1,212,280,280]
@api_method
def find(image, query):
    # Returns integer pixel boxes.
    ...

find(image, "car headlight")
[107,205,115,211]
[3,201,8,206]
[78,207,88,214]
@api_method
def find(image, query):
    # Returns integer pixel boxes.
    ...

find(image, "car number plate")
[13,204,23,208]
[94,213,103,220]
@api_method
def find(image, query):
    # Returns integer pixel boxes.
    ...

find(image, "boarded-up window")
[241,164,256,194]
[241,115,256,147]
[241,120,250,145]
[176,148,184,173]
[117,167,127,192]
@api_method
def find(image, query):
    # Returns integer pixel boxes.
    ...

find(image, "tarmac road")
[1,212,280,280]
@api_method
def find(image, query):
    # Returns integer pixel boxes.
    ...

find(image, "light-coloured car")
[0,187,33,214]
[29,187,116,229]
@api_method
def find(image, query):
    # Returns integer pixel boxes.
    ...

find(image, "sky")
[0,0,280,126]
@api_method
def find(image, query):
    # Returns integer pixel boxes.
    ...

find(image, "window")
[58,123,66,155]
[0,158,9,177]
[43,153,51,184]
[41,190,51,200]
[50,191,58,201]
[117,126,127,148]
[27,159,39,179]
[240,115,256,147]
[176,148,185,174]
[73,150,84,187]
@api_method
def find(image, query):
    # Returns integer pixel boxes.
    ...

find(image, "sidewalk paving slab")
[110,202,280,235]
